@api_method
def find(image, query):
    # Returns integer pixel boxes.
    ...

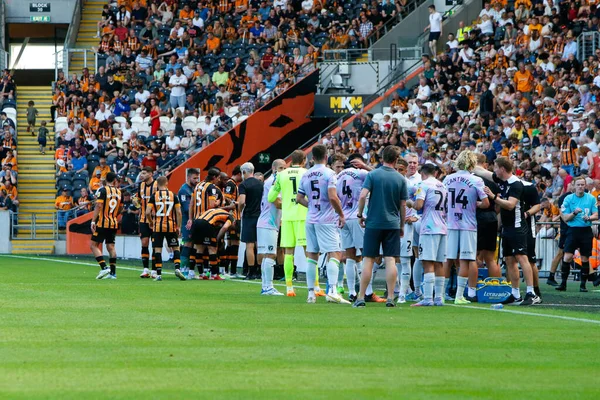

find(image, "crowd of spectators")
[0,69,19,214]
[314,0,600,264]
[51,0,414,225]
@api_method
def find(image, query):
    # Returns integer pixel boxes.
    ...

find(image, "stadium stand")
[52,0,418,223]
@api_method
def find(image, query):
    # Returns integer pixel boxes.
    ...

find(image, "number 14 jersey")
[336,167,368,220]
[443,170,487,232]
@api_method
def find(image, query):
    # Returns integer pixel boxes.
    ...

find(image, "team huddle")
[89,143,599,307]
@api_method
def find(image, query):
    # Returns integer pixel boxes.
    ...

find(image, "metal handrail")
[11,212,59,240]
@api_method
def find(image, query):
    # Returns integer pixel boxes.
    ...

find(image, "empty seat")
[182,116,197,131]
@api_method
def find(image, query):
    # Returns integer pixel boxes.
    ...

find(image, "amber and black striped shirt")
[138,179,159,223]
[96,186,122,229]
[191,181,222,220]
[223,178,239,219]
[200,208,234,227]
[148,189,181,233]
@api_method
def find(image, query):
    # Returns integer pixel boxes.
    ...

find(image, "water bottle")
[490,304,504,310]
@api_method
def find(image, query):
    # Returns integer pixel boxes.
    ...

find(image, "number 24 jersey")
[415,177,447,235]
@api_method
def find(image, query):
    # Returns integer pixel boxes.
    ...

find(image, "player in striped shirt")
[297,145,348,304]
[442,151,489,304]
[258,159,286,295]
[92,172,122,280]
[413,164,447,307]
[146,177,183,281]
[267,150,308,296]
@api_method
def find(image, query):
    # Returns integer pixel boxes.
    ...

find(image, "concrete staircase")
[68,0,105,75]
[13,86,56,254]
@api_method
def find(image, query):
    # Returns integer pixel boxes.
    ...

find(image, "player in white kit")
[442,151,489,305]
[258,159,286,296]
[405,153,423,301]
[413,164,447,307]
[336,153,370,301]
[395,158,419,303]
[296,144,348,304]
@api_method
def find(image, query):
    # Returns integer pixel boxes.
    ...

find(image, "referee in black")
[355,145,408,308]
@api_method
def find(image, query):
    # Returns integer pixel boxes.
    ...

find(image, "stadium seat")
[159,116,171,131]
[182,116,197,131]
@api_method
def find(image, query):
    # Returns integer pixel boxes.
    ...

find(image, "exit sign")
[30,15,51,22]
[30,2,51,12]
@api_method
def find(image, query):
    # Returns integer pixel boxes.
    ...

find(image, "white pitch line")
[536,304,600,308]
[455,305,600,325]
[3,254,311,289]
[5,255,600,324]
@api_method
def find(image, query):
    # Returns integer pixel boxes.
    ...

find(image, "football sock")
[327,258,340,294]
[549,272,555,280]
[423,272,435,301]
[173,250,181,269]
[467,287,476,297]
[581,261,590,287]
[109,257,116,275]
[512,287,521,299]
[534,286,541,296]
[151,253,156,273]
[365,262,379,296]
[456,276,468,299]
[316,253,327,290]
[284,254,294,287]
[413,259,423,295]
[345,259,357,296]
[230,245,239,274]
[338,261,344,288]
[209,254,219,276]
[262,257,276,290]
[141,246,149,269]
[306,258,318,291]
[561,261,571,285]
[434,276,445,300]
[526,285,535,295]
[189,249,197,272]
[445,277,450,295]
[154,252,162,276]
[180,246,190,269]
[96,256,106,270]
[400,258,411,296]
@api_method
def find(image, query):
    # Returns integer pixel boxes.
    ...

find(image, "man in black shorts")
[91,172,122,280]
[354,145,408,308]
[424,5,442,59]
[481,157,540,306]
[474,154,501,279]
[547,186,572,286]
[238,162,264,280]
[521,179,543,298]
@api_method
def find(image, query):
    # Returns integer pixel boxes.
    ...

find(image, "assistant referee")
[354,145,408,308]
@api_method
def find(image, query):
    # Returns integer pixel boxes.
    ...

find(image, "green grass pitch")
[1,255,600,399]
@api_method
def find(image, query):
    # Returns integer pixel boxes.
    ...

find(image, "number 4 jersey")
[336,167,368,220]
[415,176,447,235]
[443,170,487,231]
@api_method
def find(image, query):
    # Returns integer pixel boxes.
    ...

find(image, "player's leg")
[527,231,541,298]
[208,245,222,280]
[279,220,297,295]
[140,224,152,278]
[345,247,358,300]
[432,235,447,306]
[381,229,400,306]
[228,238,240,277]
[337,249,346,294]
[315,252,326,296]
[105,230,118,278]
[548,247,563,286]
[153,245,163,281]
[412,234,437,307]
[354,228,381,307]
[305,223,320,303]
[516,251,541,305]
[91,230,110,280]
[409,220,423,300]
[170,233,185,280]
[579,228,594,292]
[258,228,281,295]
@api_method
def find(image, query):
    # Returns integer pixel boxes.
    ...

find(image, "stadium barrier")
[0,211,11,253]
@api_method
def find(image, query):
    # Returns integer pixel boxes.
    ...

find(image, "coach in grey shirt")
[355,145,408,307]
